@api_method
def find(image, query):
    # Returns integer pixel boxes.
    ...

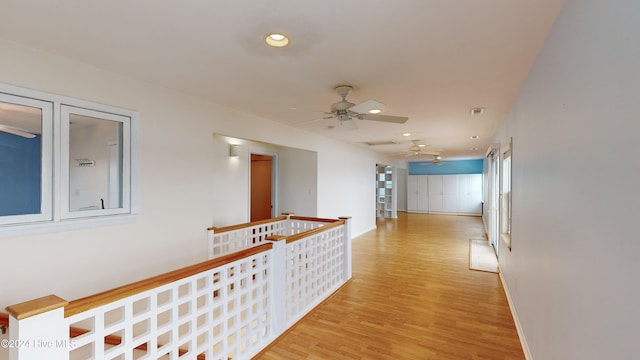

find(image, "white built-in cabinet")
[407,174,483,216]
[458,174,483,215]
[407,175,429,212]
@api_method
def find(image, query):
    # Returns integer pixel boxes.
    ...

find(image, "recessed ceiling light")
[418,144,426,148]
[368,108,382,114]
[265,33,289,47]
[469,147,478,151]
[402,132,412,137]
[470,135,479,139]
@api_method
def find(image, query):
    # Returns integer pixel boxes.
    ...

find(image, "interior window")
[61,106,131,218]
[0,83,137,231]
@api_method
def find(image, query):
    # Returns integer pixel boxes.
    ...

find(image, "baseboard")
[499,271,533,360]
[353,225,377,239]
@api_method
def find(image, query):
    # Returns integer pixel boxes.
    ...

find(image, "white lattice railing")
[5,216,352,360]
[207,214,342,259]
[284,222,347,326]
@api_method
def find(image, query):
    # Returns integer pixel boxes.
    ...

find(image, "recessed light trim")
[402,132,412,137]
[470,135,480,139]
[265,33,290,47]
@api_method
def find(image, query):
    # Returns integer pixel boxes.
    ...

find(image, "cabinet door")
[407,175,419,212]
[458,174,483,215]
[428,175,444,212]
[442,175,459,213]
[417,175,430,211]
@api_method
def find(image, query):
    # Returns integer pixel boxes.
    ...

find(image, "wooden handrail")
[66,243,272,317]
[286,219,345,244]
[290,216,341,223]
[208,215,287,232]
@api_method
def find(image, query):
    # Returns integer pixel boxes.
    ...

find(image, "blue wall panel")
[408,159,483,175]
[0,132,41,216]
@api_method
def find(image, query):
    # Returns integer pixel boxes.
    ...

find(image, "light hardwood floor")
[256,212,524,360]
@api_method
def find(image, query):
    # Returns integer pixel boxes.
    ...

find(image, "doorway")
[250,153,275,221]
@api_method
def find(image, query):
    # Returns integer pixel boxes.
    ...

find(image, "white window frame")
[0,93,54,225]
[60,105,132,219]
[0,82,138,237]
[499,138,512,250]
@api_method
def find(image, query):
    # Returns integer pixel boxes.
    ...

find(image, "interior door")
[250,154,273,221]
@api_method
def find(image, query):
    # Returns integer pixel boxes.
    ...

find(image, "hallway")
[258,212,524,359]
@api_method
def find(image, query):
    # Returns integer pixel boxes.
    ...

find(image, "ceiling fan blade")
[0,125,36,138]
[357,113,408,124]
[348,99,385,114]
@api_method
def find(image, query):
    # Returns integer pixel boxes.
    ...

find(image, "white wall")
[278,146,317,216]
[494,1,640,359]
[0,39,392,324]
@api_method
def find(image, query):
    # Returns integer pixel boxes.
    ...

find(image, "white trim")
[0,214,137,240]
[60,105,132,219]
[499,271,533,360]
[0,93,54,225]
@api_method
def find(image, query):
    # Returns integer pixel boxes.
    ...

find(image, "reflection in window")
[68,114,123,211]
[0,96,52,224]
[62,105,130,218]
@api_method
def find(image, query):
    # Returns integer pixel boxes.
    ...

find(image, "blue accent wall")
[408,159,483,175]
[0,132,41,216]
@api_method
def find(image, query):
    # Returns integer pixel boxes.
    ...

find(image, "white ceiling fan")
[405,140,441,157]
[321,85,409,129]
[419,155,453,166]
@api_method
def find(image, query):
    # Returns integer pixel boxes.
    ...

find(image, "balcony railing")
[4,214,352,360]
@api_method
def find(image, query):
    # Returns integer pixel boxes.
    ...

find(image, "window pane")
[0,101,43,216]
[68,113,124,211]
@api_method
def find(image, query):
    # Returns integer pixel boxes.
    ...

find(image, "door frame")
[248,150,278,220]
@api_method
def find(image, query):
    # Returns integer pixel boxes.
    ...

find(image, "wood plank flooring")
[256,213,524,360]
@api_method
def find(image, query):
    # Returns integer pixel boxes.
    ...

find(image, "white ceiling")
[0,0,563,160]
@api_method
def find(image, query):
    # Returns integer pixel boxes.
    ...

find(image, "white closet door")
[407,175,418,212]
[442,175,459,213]
[459,174,483,215]
[417,175,430,212]
[428,175,444,212]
